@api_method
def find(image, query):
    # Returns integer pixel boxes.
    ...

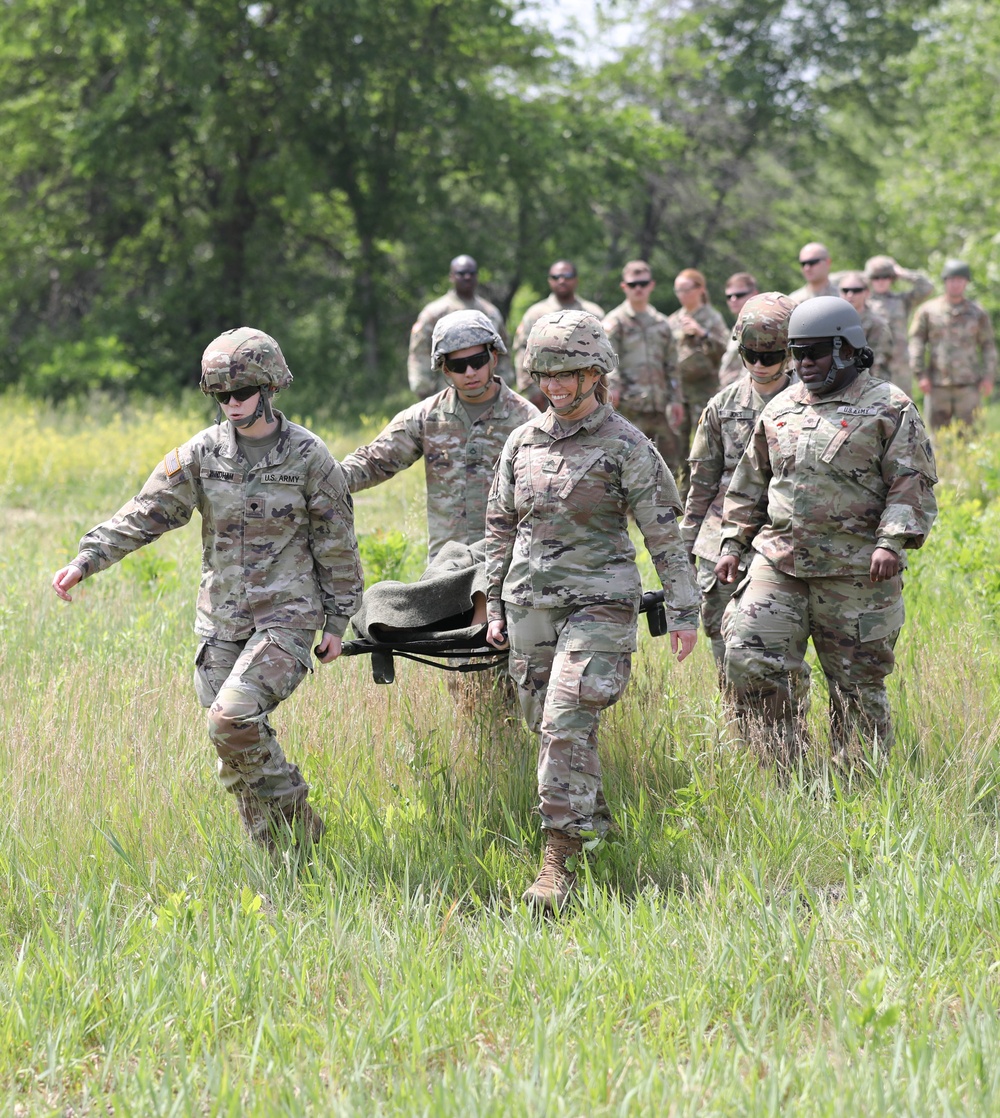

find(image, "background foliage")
[0,0,996,416]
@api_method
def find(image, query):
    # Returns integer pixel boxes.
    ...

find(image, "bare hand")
[52,565,83,602]
[918,377,932,395]
[315,633,343,663]
[667,401,685,431]
[981,379,994,399]
[486,619,509,649]
[869,547,900,583]
[610,386,621,408]
[715,555,740,584]
[671,628,698,662]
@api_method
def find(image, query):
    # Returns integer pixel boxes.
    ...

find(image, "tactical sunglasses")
[840,286,867,294]
[726,290,752,301]
[548,272,576,281]
[739,346,786,366]
[529,369,584,384]
[443,350,492,374]
[788,340,835,361]
[213,385,260,404]
[451,269,477,277]
[624,279,652,289]
[798,257,827,268]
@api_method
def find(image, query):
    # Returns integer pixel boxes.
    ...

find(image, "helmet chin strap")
[230,387,273,429]
[550,370,602,416]
[819,337,852,392]
[748,365,787,386]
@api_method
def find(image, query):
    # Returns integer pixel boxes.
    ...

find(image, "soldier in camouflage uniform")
[408,255,512,396]
[668,268,729,452]
[485,310,699,914]
[908,259,997,431]
[603,260,687,486]
[52,329,363,852]
[342,310,538,561]
[837,272,894,382]
[716,298,937,768]
[718,272,760,388]
[681,293,801,685]
[790,242,839,304]
[865,254,933,397]
[513,260,604,407]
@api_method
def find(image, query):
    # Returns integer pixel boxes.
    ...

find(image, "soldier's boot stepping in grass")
[523,831,583,916]
[237,794,326,855]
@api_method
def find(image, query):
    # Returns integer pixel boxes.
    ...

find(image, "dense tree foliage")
[0,0,993,413]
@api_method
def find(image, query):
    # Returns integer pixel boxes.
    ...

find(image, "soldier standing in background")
[603,260,687,487]
[513,261,604,407]
[908,259,997,431]
[668,268,729,453]
[343,310,537,561]
[865,254,933,397]
[837,272,894,382]
[717,298,937,769]
[718,272,760,388]
[51,329,363,853]
[485,310,698,915]
[408,255,512,397]
[790,242,839,304]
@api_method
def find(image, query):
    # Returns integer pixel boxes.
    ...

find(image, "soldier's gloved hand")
[869,547,900,583]
[486,620,509,649]
[671,628,698,662]
[315,633,343,663]
[52,564,83,602]
[715,555,740,584]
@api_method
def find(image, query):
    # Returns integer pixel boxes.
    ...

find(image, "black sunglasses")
[443,350,492,374]
[549,272,576,281]
[840,287,867,294]
[625,279,652,289]
[213,385,260,404]
[789,340,835,361]
[739,346,786,366]
[726,290,752,301]
[798,257,827,268]
[452,269,477,277]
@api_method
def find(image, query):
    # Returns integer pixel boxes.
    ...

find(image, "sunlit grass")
[4,393,1000,1114]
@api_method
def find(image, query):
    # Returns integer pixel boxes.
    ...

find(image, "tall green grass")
[4,394,1000,1114]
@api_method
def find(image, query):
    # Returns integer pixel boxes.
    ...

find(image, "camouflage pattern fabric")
[524,309,618,375]
[72,412,363,639]
[430,309,506,370]
[867,272,934,395]
[408,290,511,396]
[723,553,903,766]
[200,327,293,394]
[789,279,839,305]
[485,402,699,629]
[506,601,634,836]
[923,385,983,431]
[667,303,729,448]
[515,294,605,395]
[719,372,938,577]
[340,379,538,561]
[909,295,997,427]
[861,307,895,383]
[194,628,314,824]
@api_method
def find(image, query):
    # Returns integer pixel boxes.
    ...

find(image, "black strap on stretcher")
[340,589,669,685]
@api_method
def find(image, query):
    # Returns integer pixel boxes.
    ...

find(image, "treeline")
[1,0,996,415]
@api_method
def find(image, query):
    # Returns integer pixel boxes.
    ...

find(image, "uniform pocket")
[509,653,531,687]
[241,637,310,704]
[193,638,240,708]
[857,597,905,643]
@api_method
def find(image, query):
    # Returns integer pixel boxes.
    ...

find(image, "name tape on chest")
[258,471,304,484]
[719,409,754,420]
[204,469,237,481]
[837,406,880,416]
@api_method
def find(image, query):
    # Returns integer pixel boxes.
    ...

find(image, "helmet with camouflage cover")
[734,292,795,383]
[941,258,971,281]
[430,309,507,371]
[200,327,293,394]
[524,310,617,415]
[788,295,873,387]
[865,254,897,280]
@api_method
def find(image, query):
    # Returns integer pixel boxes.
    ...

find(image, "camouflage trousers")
[680,373,720,455]
[193,628,314,811]
[506,600,637,837]
[619,406,687,494]
[925,384,981,431]
[723,553,902,766]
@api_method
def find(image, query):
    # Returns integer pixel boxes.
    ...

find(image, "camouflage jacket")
[72,413,363,639]
[667,304,729,386]
[718,332,743,388]
[514,293,605,393]
[603,301,683,413]
[868,272,933,381]
[680,373,792,562]
[720,372,937,577]
[485,402,700,632]
[341,379,538,561]
[908,295,998,387]
[862,307,894,382]
[408,290,511,396]
[789,279,839,305]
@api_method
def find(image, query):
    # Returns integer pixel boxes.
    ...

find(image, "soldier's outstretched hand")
[52,565,82,602]
[869,547,900,583]
[315,633,343,663]
[671,628,698,662]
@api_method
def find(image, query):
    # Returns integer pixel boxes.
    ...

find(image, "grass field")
[4,392,1000,1115]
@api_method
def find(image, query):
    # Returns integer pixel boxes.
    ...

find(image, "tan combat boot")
[237,794,326,853]
[522,830,583,915]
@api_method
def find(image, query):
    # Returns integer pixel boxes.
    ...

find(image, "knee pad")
[208,687,261,751]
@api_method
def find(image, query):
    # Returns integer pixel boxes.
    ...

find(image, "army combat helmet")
[431,310,507,371]
[941,259,972,281]
[524,310,618,415]
[788,296,873,389]
[200,327,292,428]
[734,292,795,384]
